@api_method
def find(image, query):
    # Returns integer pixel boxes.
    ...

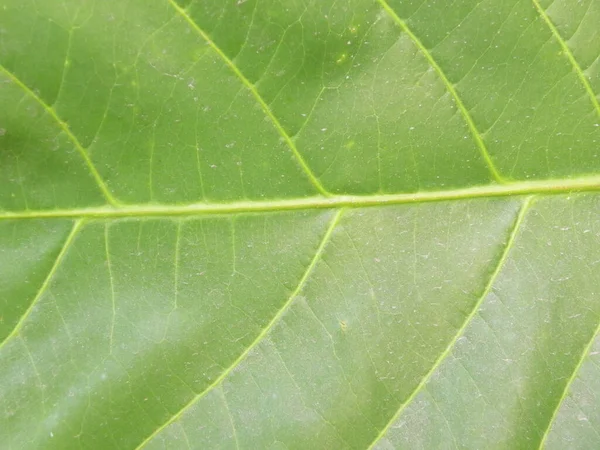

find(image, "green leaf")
[1,0,599,448]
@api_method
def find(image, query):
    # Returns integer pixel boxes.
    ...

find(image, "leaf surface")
[0,0,599,448]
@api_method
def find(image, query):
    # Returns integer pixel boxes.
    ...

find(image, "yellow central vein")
[0,175,599,220]
[531,0,600,116]
[0,220,83,352]
[367,196,532,449]
[166,0,329,196]
[134,209,343,449]
[0,64,119,206]
[375,0,505,183]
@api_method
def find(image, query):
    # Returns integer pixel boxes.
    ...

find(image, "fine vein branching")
[134,209,343,449]
[531,0,600,116]
[375,0,505,183]
[166,0,330,196]
[0,176,598,220]
[0,65,119,206]
[367,196,532,449]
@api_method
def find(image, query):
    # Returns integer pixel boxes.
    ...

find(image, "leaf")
[0,0,599,448]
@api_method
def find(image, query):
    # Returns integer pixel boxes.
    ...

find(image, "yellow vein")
[0,65,119,206]
[134,209,343,449]
[367,197,532,449]
[0,220,83,352]
[531,0,600,115]
[375,0,505,183]
[538,314,600,447]
[166,0,329,196]
[0,175,599,220]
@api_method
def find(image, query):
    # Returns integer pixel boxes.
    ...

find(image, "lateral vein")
[375,0,505,183]
[0,220,83,352]
[0,64,119,206]
[166,0,329,196]
[531,0,600,116]
[134,209,343,449]
[367,197,532,448]
[538,311,600,447]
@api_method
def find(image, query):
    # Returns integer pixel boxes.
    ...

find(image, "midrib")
[2,176,600,220]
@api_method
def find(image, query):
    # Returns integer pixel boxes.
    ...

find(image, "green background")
[0,0,599,448]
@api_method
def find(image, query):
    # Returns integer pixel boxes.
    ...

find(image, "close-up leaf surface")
[0,0,599,448]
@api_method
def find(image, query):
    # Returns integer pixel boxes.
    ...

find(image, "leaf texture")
[0,0,599,448]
